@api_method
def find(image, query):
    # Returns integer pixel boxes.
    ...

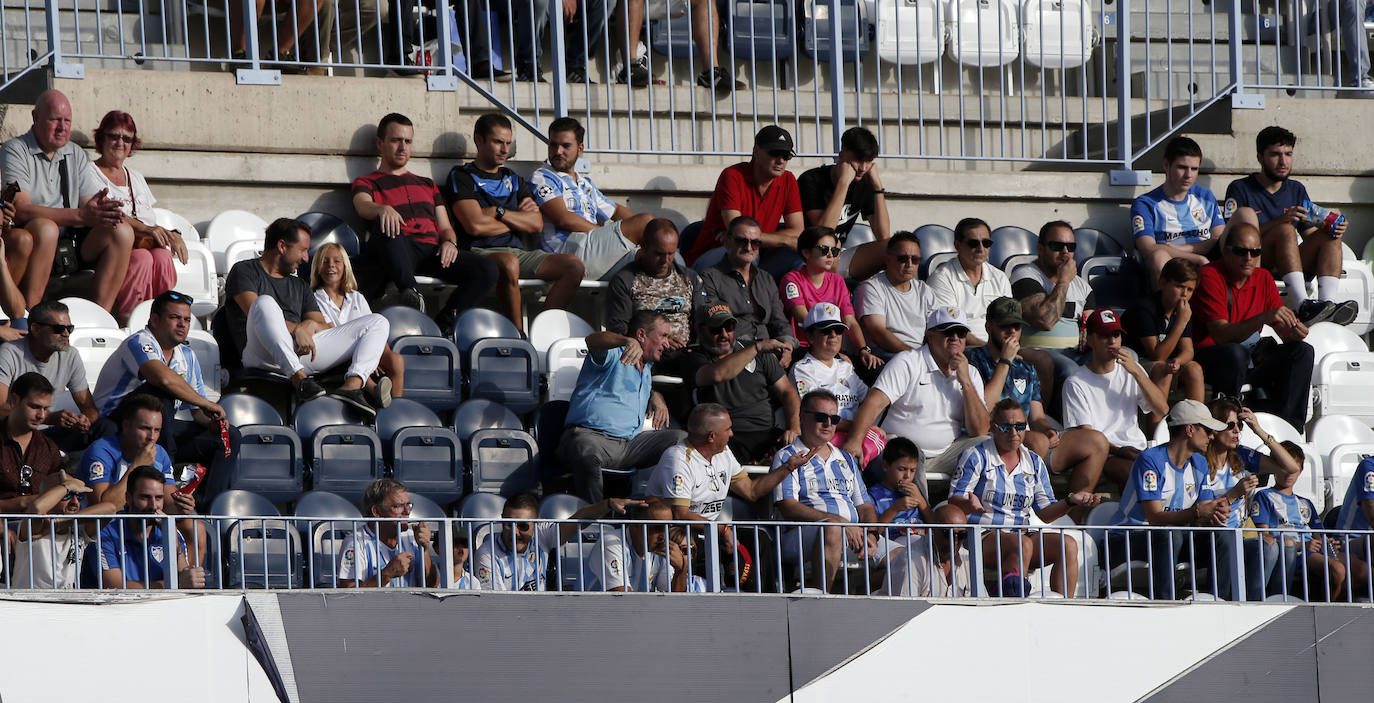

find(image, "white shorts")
[559,220,637,280]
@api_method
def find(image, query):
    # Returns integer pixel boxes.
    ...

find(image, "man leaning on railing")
[12,471,113,589]
[80,465,204,590]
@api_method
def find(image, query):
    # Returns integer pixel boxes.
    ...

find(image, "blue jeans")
[1333,0,1372,84]
[463,0,551,72]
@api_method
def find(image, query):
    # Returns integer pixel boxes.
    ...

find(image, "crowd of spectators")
[2,91,1373,601]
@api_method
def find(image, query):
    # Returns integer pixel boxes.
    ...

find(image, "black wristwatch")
[494,206,507,221]
[860,345,872,354]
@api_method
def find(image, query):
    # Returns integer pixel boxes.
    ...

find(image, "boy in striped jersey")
[1335,456,1374,600]
[1251,442,1349,600]
[1130,136,1226,283]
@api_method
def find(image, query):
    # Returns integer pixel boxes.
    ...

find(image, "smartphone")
[1,182,18,204]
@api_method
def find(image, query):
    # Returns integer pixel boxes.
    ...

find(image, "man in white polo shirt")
[843,306,991,492]
[927,218,1011,347]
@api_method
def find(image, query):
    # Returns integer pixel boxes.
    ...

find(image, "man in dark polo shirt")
[698,216,797,362]
[682,302,800,463]
[352,112,498,328]
[0,372,62,512]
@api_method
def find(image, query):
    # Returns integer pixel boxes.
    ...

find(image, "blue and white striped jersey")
[1336,458,1374,531]
[474,524,559,591]
[1113,444,1214,527]
[93,328,206,416]
[773,440,869,522]
[949,438,1055,527]
[336,526,428,587]
[530,165,617,252]
[585,531,677,592]
[1130,185,1224,245]
[1203,446,1261,528]
[1251,489,1320,542]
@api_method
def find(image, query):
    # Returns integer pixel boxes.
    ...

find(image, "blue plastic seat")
[209,490,303,589]
[452,308,522,352]
[393,335,464,412]
[309,425,385,504]
[802,0,871,61]
[224,424,305,503]
[466,338,540,414]
[297,211,361,257]
[392,426,463,504]
[452,398,523,444]
[989,225,1038,269]
[1073,227,1126,266]
[375,398,443,457]
[220,392,284,426]
[538,493,590,520]
[381,305,443,343]
[293,397,370,443]
[729,0,794,62]
[469,428,540,496]
[291,490,362,587]
[913,223,956,255]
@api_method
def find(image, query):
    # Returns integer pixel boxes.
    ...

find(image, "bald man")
[0,89,123,308]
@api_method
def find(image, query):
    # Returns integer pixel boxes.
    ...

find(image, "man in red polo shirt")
[687,125,804,278]
[1191,223,1313,429]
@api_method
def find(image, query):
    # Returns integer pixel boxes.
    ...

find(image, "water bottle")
[1301,199,1345,238]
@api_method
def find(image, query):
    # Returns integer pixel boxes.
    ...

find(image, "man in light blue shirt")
[1130,136,1226,284]
[558,310,686,502]
[530,117,654,280]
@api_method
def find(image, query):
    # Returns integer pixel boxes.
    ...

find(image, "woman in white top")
[88,110,187,324]
[311,242,405,396]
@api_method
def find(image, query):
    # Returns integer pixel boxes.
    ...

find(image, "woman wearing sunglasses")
[946,398,1099,597]
[780,226,880,370]
[87,110,186,324]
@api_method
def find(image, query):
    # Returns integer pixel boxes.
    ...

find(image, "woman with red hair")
[87,110,185,325]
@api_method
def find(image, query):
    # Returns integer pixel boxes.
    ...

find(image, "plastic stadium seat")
[1309,323,1374,425]
[74,328,126,392]
[920,252,957,281]
[539,493,590,520]
[452,398,523,443]
[224,424,304,503]
[1238,412,1304,448]
[469,428,540,496]
[186,330,224,401]
[376,398,443,452]
[458,491,507,519]
[678,221,705,255]
[381,305,443,342]
[173,240,220,317]
[453,308,523,352]
[529,310,594,369]
[1336,260,1374,336]
[546,337,589,403]
[1083,500,1117,548]
[297,211,362,258]
[467,338,541,413]
[60,296,119,329]
[1020,0,1096,69]
[988,226,1038,269]
[221,392,284,426]
[1083,255,1142,310]
[914,223,956,254]
[223,239,264,273]
[309,425,385,504]
[1071,227,1124,265]
[292,490,361,587]
[1003,254,1038,276]
[729,0,795,62]
[692,247,727,273]
[1310,415,1374,511]
[293,397,371,443]
[210,490,303,589]
[648,13,697,61]
[874,0,945,66]
[152,207,202,241]
[802,0,871,61]
[408,492,448,530]
[392,426,463,504]
[206,210,269,273]
[392,333,463,412]
[945,0,1020,66]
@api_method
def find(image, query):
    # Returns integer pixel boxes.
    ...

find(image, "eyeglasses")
[893,254,920,265]
[994,422,1029,433]
[1044,241,1077,253]
[61,491,80,502]
[731,236,761,250]
[809,412,843,425]
[385,502,413,513]
[35,322,75,334]
[106,133,136,144]
[513,521,533,531]
[960,238,994,249]
[1229,245,1263,258]
[1222,421,1238,431]
[162,291,194,304]
[941,329,969,339]
[813,246,842,257]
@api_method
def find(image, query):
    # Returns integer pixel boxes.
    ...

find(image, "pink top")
[780,269,855,346]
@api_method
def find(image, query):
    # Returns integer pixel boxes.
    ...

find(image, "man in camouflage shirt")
[606,219,705,353]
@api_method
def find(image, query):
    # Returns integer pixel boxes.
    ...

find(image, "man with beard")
[13,470,112,589]
[83,464,205,589]
[1223,126,1357,326]
[531,117,654,280]
[605,218,705,352]
[0,300,98,451]
[473,492,640,591]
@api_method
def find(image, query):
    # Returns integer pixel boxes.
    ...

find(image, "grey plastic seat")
[1072,226,1125,265]
[298,210,361,257]
[309,425,385,504]
[293,396,370,442]
[376,398,443,450]
[381,305,443,343]
[292,490,362,588]
[457,491,507,519]
[221,392,283,426]
[913,223,955,255]
[392,426,463,504]
[538,493,590,520]
[453,308,522,352]
[391,332,463,412]
[452,399,522,443]
[469,428,540,496]
[467,338,541,414]
[989,225,1038,269]
[224,424,304,503]
[209,490,302,589]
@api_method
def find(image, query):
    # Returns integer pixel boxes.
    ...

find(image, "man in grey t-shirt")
[225,217,390,413]
[857,232,935,360]
[0,300,98,451]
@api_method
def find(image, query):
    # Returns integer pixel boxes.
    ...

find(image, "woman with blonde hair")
[311,242,404,397]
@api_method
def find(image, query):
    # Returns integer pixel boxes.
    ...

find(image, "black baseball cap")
[754,125,795,158]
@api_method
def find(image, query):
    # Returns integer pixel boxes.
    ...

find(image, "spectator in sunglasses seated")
[1191,222,1313,431]
[856,231,936,361]
[843,307,990,494]
[789,303,886,465]
[0,300,99,452]
[13,470,113,589]
[473,492,642,591]
[1010,220,1096,408]
[965,297,1057,460]
[698,215,798,360]
[780,227,880,371]
[927,217,1012,347]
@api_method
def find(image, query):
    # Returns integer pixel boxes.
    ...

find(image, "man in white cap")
[844,306,990,492]
[1109,399,1231,599]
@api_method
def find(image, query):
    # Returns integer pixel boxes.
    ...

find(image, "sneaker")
[295,376,326,403]
[331,388,379,417]
[1297,299,1336,326]
[400,287,426,313]
[696,66,742,94]
[615,55,651,86]
[1000,570,1032,598]
[370,376,394,410]
[1328,299,1360,326]
[515,66,546,83]
[567,68,591,84]
[469,63,511,82]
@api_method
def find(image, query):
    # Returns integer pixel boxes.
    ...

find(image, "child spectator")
[1252,442,1349,601]
[866,438,934,540]
[1123,257,1205,407]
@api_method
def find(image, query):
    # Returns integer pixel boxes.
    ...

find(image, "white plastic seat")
[1335,259,1374,336]
[1312,347,1374,426]
[124,299,206,335]
[152,207,202,241]
[944,0,1020,67]
[59,296,119,329]
[1238,412,1304,448]
[529,310,594,370]
[1309,415,1374,511]
[186,329,224,401]
[205,210,269,272]
[173,240,220,318]
[546,337,590,402]
[72,328,127,392]
[1020,0,1096,69]
[874,0,945,65]
[222,239,264,273]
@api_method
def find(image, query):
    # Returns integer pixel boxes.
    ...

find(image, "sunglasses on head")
[36,321,75,334]
[731,236,761,250]
[163,290,194,304]
[813,245,842,257]
[809,411,843,426]
[1229,245,1263,258]
[1044,241,1077,253]
[893,254,920,265]
[961,238,994,249]
[994,421,1029,433]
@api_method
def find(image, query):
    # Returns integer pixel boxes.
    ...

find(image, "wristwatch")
[860,345,872,354]
[494,206,507,221]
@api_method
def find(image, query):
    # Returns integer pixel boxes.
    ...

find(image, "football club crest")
[150,545,165,563]
[1012,378,1027,395]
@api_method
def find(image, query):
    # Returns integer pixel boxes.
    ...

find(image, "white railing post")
[429,0,461,91]
[827,0,846,152]
[163,515,180,590]
[45,0,84,78]
[238,0,281,84]
[548,0,569,117]
[1228,0,1264,108]
[1228,528,1247,602]
[1108,0,1149,186]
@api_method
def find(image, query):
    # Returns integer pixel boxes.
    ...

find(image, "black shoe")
[1297,299,1336,326]
[437,307,460,338]
[567,68,590,84]
[696,66,742,94]
[271,49,307,75]
[400,287,426,313]
[1328,299,1360,326]
[331,388,379,417]
[470,63,512,82]
[370,376,394,410]
[615,55,650,86]
[295,377,326,403]
[516,66,546,82]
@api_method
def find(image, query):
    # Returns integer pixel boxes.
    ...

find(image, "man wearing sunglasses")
[688,126,805,278]
[844,307,991,493]
[965,298,1056,460]
[928,217,1012,347]
[1191,222,1314,430]
[1010,220,1096,403]
[856,232,935,361]
[1130,136,1226,284]
[0,300,99,451]
[474,492,642,591]
[13,470,112,589]
[698,216,798,357]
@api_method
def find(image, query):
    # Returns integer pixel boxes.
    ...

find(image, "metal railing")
[4,513,1371,602]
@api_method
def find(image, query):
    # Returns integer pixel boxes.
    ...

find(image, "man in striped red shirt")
[352,113,498,332]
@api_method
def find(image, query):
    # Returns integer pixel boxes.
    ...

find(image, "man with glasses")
[856,232,935,361]
[928,217,1012,347]
[94,290,236,476]
[773,390,881,593]
[683,302,800,463]
[844,307,991,493]
[688,126,805,278]
[13,470,111,589]
[606,218,705,352]
[1131,136,1225,284]
[1010,220,1096,403]
[699,215,797,356]
[336,478,438,588]
[0,372,63,513]
[965,298,1056,460]
[1192,223,1314,431]
[473,492,641,591]
[790,303,885,465]
[0,300,98,451]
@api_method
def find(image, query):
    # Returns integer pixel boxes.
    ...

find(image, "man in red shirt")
[687,126,804,278]
[1191,223,1313,429]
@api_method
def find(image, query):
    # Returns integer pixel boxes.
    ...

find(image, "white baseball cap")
[803,302,847,331]
[925,306,970,333]
[1165,399,1228,430]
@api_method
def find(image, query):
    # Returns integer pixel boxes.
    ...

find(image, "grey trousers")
[559,425,686,503]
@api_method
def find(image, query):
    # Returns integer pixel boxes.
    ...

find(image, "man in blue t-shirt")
[557,310,686,502]
[1223,126,1357,327]
[81,465,202,589]
[444,113,585,336]
[1109,399,1229,599]
[1130,136,1225,284]
[965,297,1056,460]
